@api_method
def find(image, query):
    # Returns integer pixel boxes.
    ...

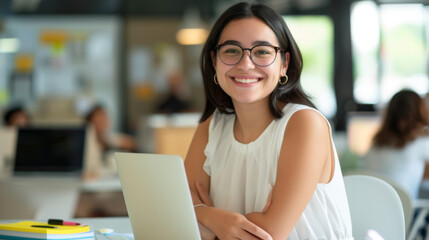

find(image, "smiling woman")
[212,17,287,107]
[184,2,353,240]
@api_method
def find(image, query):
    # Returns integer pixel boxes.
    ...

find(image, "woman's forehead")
[218,17,279,46]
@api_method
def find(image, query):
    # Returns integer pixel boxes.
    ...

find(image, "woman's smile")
[233,77,259,84]
[230,75,262,85]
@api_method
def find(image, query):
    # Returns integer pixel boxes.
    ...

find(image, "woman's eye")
[255,50,269,55]
[224,49,240,54]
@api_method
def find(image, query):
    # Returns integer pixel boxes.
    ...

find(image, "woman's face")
[214,17,289,106]
[91,109,109,133]
[9,111,28,127]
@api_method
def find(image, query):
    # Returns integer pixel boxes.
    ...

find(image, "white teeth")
[234,78,258,83]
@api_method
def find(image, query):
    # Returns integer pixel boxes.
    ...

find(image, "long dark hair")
[373,89,429,148]
[199,2,314,122]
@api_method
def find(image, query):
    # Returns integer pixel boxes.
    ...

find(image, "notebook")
[0,221,93,239]
[114,152,201,240]
[13,126,86,177]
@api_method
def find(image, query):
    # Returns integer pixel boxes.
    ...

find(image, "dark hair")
[373,89,429,148]
[85,104,104,122]
[3,106,25,125]
[199,2,314,122]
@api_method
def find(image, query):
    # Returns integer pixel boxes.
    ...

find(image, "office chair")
[344,175,405,240]
[345,170,429,239]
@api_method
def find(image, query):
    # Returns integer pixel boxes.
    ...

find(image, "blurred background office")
[1,0,429,218]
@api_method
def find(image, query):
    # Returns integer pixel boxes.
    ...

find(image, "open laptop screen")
[13,127,86,176]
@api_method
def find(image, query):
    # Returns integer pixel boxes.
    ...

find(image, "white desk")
[72,217,132,234]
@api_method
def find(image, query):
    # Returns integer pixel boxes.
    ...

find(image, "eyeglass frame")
[214,43,285,67]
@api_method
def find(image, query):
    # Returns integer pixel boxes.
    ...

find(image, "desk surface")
[73,217,132,234]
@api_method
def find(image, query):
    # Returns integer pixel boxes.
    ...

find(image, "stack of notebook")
[0,221,94,239]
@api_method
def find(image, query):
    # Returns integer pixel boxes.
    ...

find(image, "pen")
[31,225,58,228]
[48,219,81,226]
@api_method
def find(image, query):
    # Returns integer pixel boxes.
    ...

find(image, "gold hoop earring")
[214,74,219,85]
[279,75,288,85]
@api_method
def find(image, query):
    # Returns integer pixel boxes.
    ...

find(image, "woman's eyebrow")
[252,40,273,46]
[218,40,241,45]
[218,40,274,46]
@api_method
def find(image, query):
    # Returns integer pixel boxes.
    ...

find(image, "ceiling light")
[176,28,208,45]
[176,8,208,45]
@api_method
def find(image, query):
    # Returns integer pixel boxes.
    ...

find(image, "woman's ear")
[281,52,290,76]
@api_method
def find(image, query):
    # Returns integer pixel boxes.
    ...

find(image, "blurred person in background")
[76,105,134,218]
[362,89,429,200]
[85,105,136,155]
[3,106,30,127]
[155,69,193,114]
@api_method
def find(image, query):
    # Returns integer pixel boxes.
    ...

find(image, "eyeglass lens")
[218,44,278,66]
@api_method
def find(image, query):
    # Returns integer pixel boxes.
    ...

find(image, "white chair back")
[345,170,413,232]
[344,175,405,240]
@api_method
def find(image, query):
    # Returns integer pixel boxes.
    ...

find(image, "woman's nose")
[236,51,255,70]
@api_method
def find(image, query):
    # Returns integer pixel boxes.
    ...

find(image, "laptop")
[13,126,86,177]
[114,152,201,240]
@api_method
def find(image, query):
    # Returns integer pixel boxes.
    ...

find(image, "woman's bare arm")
[185,116,272,240]
[246,109,334,239]
[184,117,212,206]
[184,117,215,240]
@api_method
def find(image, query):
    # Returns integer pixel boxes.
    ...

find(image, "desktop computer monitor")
[13,126,86,177]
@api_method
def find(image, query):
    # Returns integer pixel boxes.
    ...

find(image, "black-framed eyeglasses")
[215,43,284,67]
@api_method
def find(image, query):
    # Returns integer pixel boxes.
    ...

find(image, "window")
[285,16,335,118]
[352,1,428,104]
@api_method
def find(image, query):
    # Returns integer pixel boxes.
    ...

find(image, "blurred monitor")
[346,112,381,156]
[13,126,86,177]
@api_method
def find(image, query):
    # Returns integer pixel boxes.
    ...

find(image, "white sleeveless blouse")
[203,103,353,240]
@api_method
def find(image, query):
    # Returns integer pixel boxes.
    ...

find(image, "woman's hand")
[205,208,273,240]
[195,181,272,240]
[199,222,216,240]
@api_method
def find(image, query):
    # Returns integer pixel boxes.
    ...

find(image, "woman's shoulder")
[288,108,329,134]
[282,103,320,116]
[273,104,330,143]
[281,103,327,126]
[282,102,313,111]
